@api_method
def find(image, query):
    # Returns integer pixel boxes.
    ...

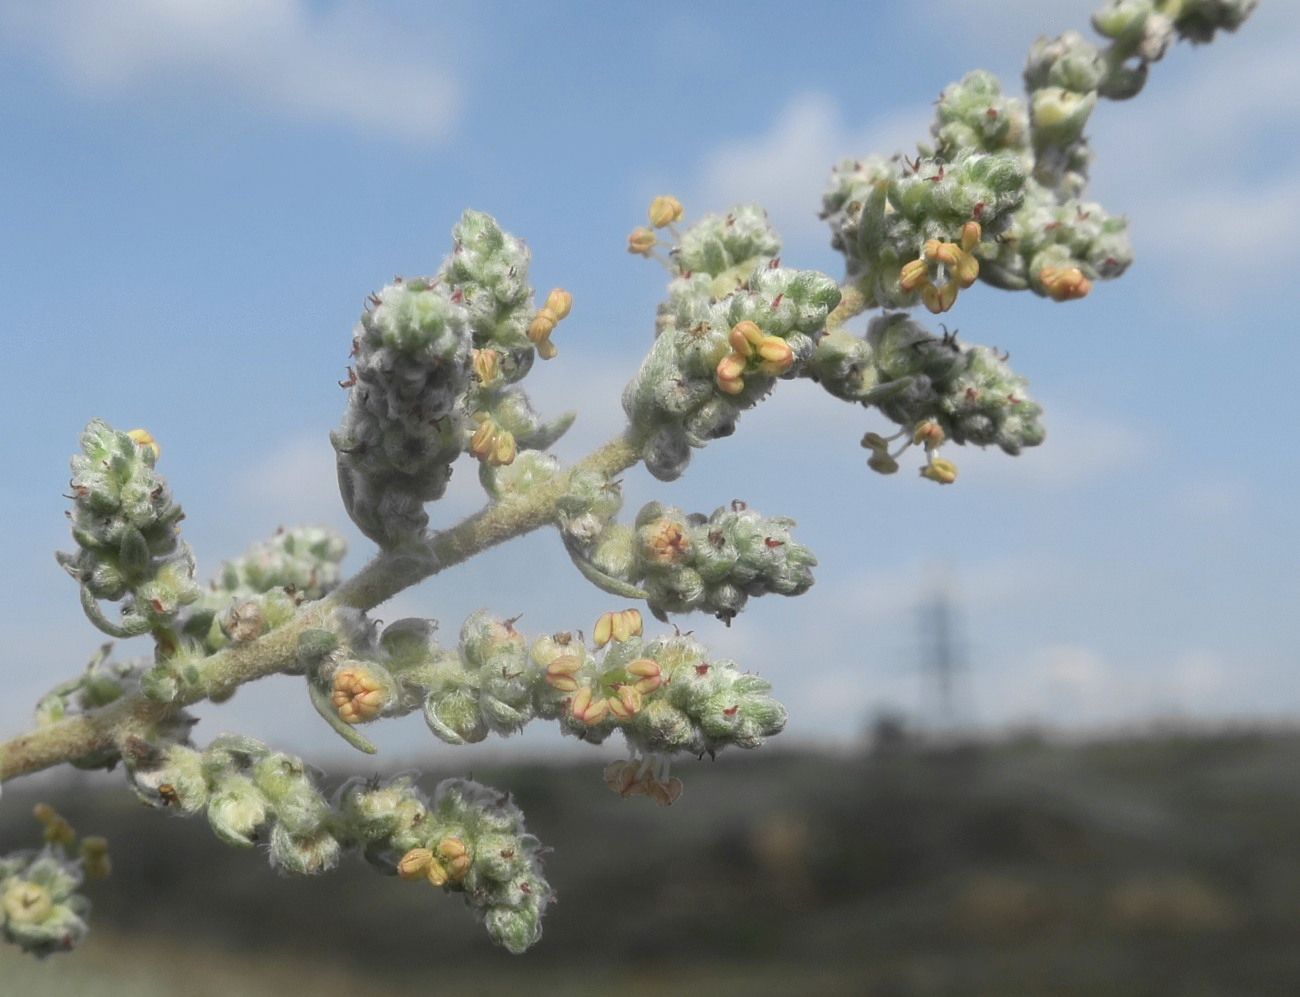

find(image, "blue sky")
[0,0,1296,767]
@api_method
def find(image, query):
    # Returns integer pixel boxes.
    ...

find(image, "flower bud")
[2,880,53,925]
[207,774,269,847]
[330,663,393,724]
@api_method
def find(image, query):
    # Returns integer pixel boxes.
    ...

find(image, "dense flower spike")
[56,421,200,651]
[177,527,347,656]
[333,211,571,546]
[623,206,840,480]
[117,730,551,953]
[822,149,1027,311]
[331,274,475,545]
[807,312,1044,479]
[292,606,788,796]
[564,499,817,623]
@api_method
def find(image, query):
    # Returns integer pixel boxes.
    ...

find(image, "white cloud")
[694,93,931,248]
[0,0,459,143]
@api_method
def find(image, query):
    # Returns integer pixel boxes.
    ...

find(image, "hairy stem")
[0,430,644,784]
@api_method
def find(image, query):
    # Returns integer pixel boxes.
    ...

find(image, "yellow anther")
[614,608,643,642]
[645,775,684,807]
[921,281,959,314]
[80,837,111,880]
[952,253,980,289]
[543,288,573,320]
[33,803,76,848]
[570,686,609,725]
[397,847,434,881]
[526,288,571,360]
[602,760,683,805]
[445,853,471,881]
[545,654,583,692]
[861,432,890,453]
[960,220,982,253]
[1038,266,1091,301]
[868,452,900,475]
[756,336,794,376]
[627,227,658,256]
[425,858,450,886]
[715,352,747,395]
[627,658,663,694]
[607,685,644,720]
[527,309,557,342]
[593,613,614,648]
[595,607,642,647]
[648,195,684,228]
[330,665,388,724]
[436,837,471,882]
[728,320,765,357]
[127,428,160,461]
[603,759,641,796]
[2,880,52,925]
[920,457,959,485]
[436,836,468,861]
[922,238,945,262]
[469,414,517,466]
[898,258,931,293]
[912,421,946,450]
[929,241,963,268]
[472,348,501,385]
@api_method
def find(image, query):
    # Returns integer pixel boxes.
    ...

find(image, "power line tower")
[916,571,972,735]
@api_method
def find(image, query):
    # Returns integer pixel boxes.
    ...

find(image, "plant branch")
[0,429,645,784]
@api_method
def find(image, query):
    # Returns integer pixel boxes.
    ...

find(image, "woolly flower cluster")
[821,148,1026,313]
[0,805,108,957]
[0,849,92,957]
[565,497,817,624]
[808,312,1044,482]
[299,609,786,793]
[333,211,571,546]
[56,420,199,644]
[184,526,347,655]
[622,205,841,481]
[123,733,550,953]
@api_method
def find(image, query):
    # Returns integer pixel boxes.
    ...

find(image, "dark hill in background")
[4,727,1300,996]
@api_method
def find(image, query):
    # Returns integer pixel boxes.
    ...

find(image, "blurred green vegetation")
[4,727,1300,996]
